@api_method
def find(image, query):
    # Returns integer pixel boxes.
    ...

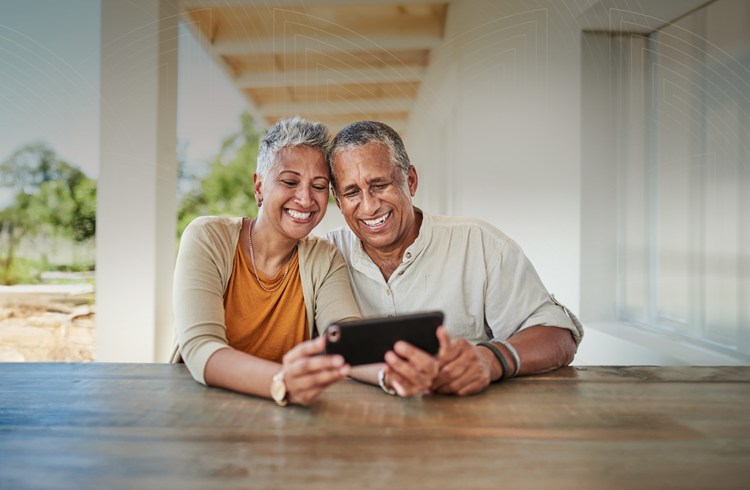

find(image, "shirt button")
[405,252,412,259]
[386,290,391,296]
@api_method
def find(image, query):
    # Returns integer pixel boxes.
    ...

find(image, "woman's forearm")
[204,347,281,399]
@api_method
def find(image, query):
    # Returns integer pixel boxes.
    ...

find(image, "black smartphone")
[323,311,444,366]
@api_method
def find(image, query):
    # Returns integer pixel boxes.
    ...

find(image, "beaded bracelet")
[477,341,510,381]
[496,339,521,378]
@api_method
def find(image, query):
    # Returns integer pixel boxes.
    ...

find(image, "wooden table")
[1,363,749,489]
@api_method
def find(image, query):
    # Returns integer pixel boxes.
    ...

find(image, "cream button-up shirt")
[325,211,582,345]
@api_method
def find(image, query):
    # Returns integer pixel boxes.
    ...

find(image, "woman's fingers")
[282,336,326,365]
[282,339,351,405]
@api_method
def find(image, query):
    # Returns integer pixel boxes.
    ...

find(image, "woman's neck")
[246,214,298,277]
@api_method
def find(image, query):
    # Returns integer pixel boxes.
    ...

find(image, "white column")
[97,0,178,362]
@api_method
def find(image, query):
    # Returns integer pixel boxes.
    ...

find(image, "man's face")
[333,143,418,252]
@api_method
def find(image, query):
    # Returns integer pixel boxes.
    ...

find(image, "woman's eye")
[313,186,327,191]
[282,180,298,186]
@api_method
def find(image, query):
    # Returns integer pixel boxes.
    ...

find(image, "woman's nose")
[295,186,314,207]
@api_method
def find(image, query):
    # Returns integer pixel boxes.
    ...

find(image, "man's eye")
[313,186,327,191]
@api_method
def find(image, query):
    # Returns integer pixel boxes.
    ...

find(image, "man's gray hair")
[329,121,410,185]
[256,116,331,179]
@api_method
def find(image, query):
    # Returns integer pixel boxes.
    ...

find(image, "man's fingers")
[437,338,463,369]
[436,326,452,361]
[431,351,471,391]
[384,368,422,397]
[283,336,326,365]
[455,377,488,397]
[393,341,438,377]
[385,350,431,387]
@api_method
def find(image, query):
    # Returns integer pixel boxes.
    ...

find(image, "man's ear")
[407,166,418,197]
[253,174,263,205]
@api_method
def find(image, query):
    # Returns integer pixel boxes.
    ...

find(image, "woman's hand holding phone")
[281,336,350,406]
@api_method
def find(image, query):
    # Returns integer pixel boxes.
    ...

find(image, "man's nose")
[360,191,380,215]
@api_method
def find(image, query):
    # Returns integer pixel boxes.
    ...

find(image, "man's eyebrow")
[340,183,360,193]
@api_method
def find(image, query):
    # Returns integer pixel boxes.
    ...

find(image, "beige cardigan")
[170,216,361,385]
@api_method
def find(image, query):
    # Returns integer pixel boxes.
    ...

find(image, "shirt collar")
[350,207,434,281]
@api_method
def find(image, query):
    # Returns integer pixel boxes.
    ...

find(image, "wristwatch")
[270,371,289,406]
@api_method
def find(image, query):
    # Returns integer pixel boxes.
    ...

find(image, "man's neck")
[362,209,423,282]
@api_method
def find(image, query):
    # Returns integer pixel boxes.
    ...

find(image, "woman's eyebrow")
[277,170,301,177]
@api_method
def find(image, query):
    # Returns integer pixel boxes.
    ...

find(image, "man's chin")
[355,229,396,250]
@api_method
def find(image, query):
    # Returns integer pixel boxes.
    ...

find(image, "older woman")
[170,117,360,406]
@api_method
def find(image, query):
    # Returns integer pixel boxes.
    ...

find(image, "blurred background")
[0,0,748,367]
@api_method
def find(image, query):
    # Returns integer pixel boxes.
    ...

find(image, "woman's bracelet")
[378,368,397,395]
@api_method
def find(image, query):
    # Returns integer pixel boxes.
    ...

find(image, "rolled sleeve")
[485,239,582,348]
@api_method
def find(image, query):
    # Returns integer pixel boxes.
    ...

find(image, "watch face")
[271,372,287,405]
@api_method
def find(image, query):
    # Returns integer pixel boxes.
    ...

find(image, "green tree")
[177,111,261,237]
[0,142,96,284]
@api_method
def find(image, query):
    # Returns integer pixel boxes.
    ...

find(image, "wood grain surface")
[1,363,749,489]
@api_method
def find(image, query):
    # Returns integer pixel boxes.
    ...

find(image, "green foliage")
[0,142,97,284]
[177,112,261,237]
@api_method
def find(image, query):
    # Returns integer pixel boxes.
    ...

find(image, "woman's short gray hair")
[329,121,410,185]
[256,117,331,179]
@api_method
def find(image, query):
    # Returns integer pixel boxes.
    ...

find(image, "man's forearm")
[496,325,576,377]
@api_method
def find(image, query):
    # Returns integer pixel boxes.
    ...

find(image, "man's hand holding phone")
[382,326,451,397]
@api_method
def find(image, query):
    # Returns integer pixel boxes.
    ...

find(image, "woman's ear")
[253,174,263,206]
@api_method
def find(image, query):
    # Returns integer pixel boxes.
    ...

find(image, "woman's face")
[254,145,331,240]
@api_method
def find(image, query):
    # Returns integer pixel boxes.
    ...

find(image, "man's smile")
[361,212,391,229]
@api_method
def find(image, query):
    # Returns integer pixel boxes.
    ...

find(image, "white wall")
[405,0,587,312]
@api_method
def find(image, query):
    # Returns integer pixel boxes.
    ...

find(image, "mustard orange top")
[223,241,308,364]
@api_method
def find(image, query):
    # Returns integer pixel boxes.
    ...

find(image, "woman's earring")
[257,199,263,207]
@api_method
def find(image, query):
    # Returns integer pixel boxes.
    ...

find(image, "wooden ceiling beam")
[327,120,407,135]
[258,97,414,117]
[235,67,425,88]
[181,0,438,8]
[213,36,442,56]
[179,11,271,129]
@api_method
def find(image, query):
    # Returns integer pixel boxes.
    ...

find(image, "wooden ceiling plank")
[223,49,430,74]
[235,66,425,88]
[182,1,445,11]
[180,11,270,128]
[247,81,420,105]
[213,35,442,55]
[258,97,415,116]
[185,4,447,42]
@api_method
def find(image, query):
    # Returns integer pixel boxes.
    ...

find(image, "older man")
[324,121,583,397]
